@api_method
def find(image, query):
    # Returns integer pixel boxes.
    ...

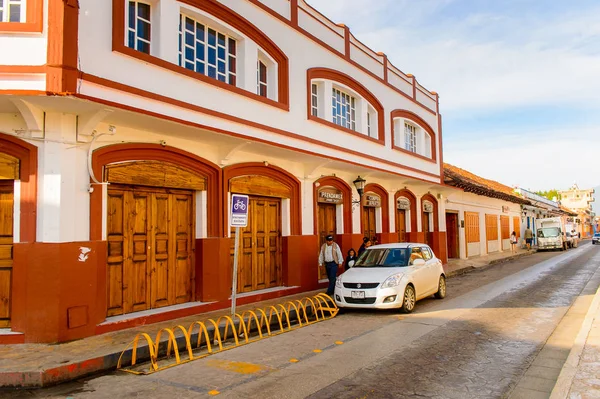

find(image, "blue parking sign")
[230,194,249,227]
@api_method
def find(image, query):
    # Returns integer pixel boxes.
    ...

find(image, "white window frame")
[179,13,237,85]
[257,60,267,97]
[311,83,319,117]
[126,1,152,54]
[0,0,26,23]
[332,87,356,131]
[404,122,417,153]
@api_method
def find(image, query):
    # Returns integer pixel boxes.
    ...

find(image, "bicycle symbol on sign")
[233,198,247,211]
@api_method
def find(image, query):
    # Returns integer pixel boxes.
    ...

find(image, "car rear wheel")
[435,275,446,299]
[401,285,416,313]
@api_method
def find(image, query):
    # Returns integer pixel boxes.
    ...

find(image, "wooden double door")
[396,210,407,242]
[0,181,13,327]
[106,185,194,316]
[231,195,282,293]
[317,203,336,279]
[446,213,459,259]
[362,206,377,241]
[422,212,432,246]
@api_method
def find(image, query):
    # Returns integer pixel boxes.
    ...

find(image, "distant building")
[558,185,595,238]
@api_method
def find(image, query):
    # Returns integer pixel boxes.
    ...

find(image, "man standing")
[524,226,533,250]
[318,235,344,296]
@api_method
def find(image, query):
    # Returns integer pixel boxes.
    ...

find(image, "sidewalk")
[444,247,534,277]
[550,279,600,398]
[0,248,531,389]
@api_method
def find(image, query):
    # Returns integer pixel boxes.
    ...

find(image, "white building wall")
[75,0,441,182]
[446,191,521,259]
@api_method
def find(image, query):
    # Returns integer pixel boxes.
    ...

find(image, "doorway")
[396,209,407,242]
[0,180,14,327]
[446,212,459,258]
[231,195,282,293]
[362,206,377,241]
[317,202,336,279]
[106,185,194,316]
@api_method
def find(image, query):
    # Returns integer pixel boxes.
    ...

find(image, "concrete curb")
[549,284,600,399]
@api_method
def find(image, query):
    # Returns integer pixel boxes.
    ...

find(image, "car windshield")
[595,233,600,237]
[538,227,560,238]
[354,248,412,268]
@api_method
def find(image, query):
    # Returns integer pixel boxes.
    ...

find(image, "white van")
[537,217,568,251]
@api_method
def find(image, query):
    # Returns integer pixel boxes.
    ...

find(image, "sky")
[308,0,600,214]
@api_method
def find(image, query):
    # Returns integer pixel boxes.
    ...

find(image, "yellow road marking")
[208,390,220,395]
[313,349,322,353]
[205,359,268,375]
[289,358,299,363]
[335,341,344,345]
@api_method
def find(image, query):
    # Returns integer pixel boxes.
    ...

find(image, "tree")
[535,189,561,201]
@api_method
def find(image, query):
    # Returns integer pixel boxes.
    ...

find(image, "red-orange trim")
[307,68,385,145]
[390,109,438,163]
[362,183,390,234]
[0,133,38,242]
[421,193,440,232]
[381,54,388,82]
[438,114,444,181]
[0,0,43,33]
[343,25,350,59]
[245,0,436,115]
[0,65,46,74]
[395,189,418,233]
[313,176,353,235]
[90,144,223,239]
[223,163,301,236]
[46,0,79,93]
[79,73,442,181]
[290,0,298,26]
[112,0,290,110]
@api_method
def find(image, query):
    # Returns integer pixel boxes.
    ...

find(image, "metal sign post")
[230,194,249,316]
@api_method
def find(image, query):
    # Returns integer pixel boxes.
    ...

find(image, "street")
[7,242,600,399]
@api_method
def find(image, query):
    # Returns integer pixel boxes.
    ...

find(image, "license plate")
[351,291,365,299]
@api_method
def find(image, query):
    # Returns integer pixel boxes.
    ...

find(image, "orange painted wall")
[196,237,232,303]
[12,242,107,343]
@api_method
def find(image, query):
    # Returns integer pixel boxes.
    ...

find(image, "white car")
[334,243,446,313]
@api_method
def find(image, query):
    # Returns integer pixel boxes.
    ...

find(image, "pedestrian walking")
[524,227,533,250]
[358,237,372,257]
[344,248,358,272]
[510,231,517,253]
[318,235,343,295]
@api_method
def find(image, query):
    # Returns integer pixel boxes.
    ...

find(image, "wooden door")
[232,196,282,293]
[422,212,431,245]
[362,207,376,240]
[396,210,407,242]
[317,203,336,279]
[107,185,193,316]
[0,181,13,327]
[446,213,459,259]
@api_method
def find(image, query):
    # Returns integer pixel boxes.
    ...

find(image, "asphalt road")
[7,241,600,399]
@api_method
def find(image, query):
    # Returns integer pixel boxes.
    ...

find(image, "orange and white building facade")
[0,0,447,343]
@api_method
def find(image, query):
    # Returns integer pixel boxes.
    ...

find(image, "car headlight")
[382,273,404,288]
[335,276,342,288]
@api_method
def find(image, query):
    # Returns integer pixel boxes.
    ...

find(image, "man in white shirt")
[318,235,344,295]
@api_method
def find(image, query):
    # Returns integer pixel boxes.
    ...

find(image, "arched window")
[113,0,289,108]
[391,110,437,161]
[307,68,384,144]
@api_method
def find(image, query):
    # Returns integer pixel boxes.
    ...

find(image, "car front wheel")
[401,285,416,313]
[435,275,446,299]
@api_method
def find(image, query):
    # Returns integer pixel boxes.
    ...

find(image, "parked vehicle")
[537,217,568,251]
[334,243,446,313]
[593,233,600,245]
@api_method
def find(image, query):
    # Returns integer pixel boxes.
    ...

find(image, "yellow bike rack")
[117,293,338,375]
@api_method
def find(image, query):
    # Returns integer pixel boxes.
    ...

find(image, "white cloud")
[307,0,600,113]
[444,126,600,190]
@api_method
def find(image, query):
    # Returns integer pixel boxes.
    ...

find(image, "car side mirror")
[412,259,426,266]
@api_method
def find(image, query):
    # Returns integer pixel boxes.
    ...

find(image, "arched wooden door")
[362,193,381,241]
[0,153,18,327]
[105,161,200,316]
[230,175,284,293]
